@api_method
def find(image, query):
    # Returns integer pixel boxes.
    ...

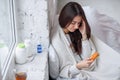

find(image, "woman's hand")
[79,20,86,34]
[76,58,93,70]
[79,20,87,40]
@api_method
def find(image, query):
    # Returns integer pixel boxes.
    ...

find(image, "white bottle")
[15,43,27,64]
[24,39,32,57]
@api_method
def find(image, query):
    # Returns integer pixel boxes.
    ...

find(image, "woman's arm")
[89,38,96,54]
[80,39,97,71]
[68,58,93,78]
[48,45,59,79]
[88,38,97,71]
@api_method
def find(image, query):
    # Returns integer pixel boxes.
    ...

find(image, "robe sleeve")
[48,45,59,79]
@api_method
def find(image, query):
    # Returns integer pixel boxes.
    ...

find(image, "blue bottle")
[37,44,42,53]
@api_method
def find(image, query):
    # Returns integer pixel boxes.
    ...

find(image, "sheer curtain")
[48,0,57,29]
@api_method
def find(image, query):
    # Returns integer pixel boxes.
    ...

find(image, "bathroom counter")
[15,51,48,80]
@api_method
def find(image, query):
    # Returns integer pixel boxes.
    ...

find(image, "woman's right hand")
[76,58,93,70]
[79,20,86,35]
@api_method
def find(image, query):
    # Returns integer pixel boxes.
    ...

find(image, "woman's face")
[66,16,82,32]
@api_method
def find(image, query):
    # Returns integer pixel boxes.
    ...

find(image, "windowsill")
[15,51,48,80]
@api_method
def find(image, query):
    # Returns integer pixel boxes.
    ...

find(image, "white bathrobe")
[49,7,120,80]
[49,26,97,80]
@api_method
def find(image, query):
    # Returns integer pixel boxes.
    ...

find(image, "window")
[0,0,16,77]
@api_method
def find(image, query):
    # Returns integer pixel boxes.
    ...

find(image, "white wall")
[14,0,49,53]
[57,0,120,24]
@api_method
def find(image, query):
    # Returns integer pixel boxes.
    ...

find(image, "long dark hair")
[59,2,91,55]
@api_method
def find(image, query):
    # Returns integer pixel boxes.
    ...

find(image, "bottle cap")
[17,43,25,48]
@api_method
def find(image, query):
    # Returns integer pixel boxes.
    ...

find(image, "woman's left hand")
[76,58,93,69]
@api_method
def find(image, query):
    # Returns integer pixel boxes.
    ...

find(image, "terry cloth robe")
[49,7,120,80]
[49,25,120,80]
[49,26,97,80]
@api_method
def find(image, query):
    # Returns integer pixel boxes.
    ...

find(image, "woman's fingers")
[79,20,86,34]
[77,59,93,69]
[85,58,93,64]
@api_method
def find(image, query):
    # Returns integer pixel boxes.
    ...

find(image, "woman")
[49,2,97,80]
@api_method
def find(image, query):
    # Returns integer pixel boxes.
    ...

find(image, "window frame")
[0,0,16,79]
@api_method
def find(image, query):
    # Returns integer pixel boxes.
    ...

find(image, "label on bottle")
[37,44,42,53]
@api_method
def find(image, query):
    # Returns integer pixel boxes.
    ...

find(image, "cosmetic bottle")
[15,43,27,64]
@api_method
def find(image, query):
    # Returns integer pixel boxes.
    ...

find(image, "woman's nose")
[74,24,79,29]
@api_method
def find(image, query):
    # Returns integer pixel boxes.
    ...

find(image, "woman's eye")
[71,22,75,25]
